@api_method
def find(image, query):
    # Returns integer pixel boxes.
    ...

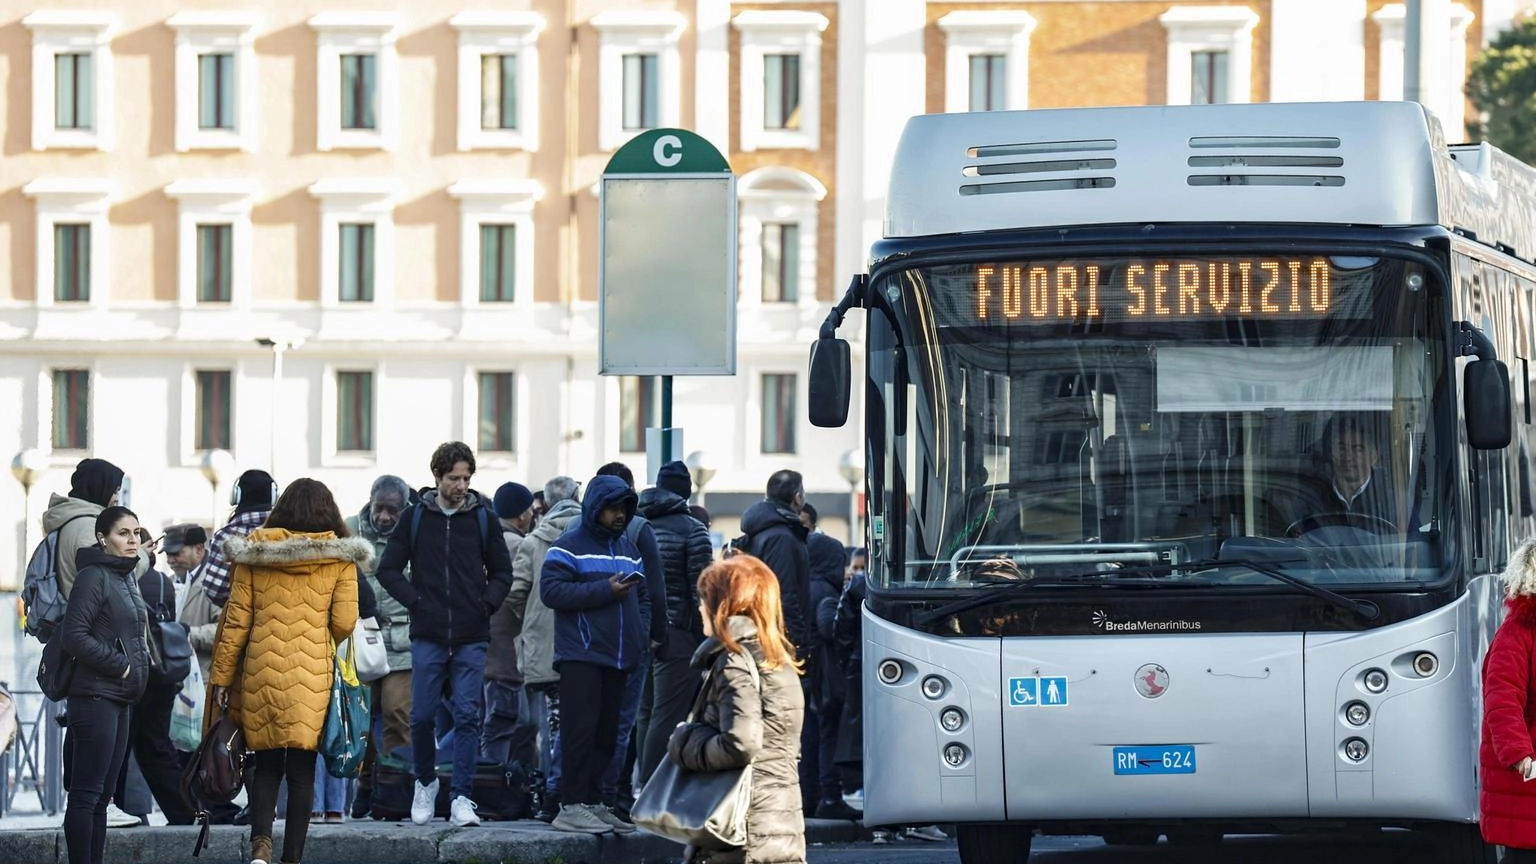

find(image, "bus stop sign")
[599,129,736,376]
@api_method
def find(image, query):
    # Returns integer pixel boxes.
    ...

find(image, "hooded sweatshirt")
[538,475,648,672]
[42,458,126,599]
[376,489,515,646]
[508,496,583,685]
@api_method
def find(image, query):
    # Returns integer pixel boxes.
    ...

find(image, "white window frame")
[448,180,543,309]
[1373,3,1475,135]
[180,364,236,465]
[733,11,828,152]
[937,10,1037,113]
[164,180,256,310]
[450,12,545,153]
[41,363,95,456]
[309,179,398,309]
[322,362,379,467]
[23,178,114,309]
[24,11,115,152]
[167,12,257,152]
[1159,7,1259,106]
[737,167,825,311]
[755,369,801,456]
[592,11,686,152]
[464,366,523,463]
[309,12,399,152]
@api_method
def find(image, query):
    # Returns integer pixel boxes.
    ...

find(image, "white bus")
[808,101,1530,864]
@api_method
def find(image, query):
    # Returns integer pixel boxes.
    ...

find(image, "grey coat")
[668,617,806,864]
[507,498,582,686]
[346,511,413,671]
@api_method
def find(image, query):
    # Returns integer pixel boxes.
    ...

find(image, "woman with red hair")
[668,555,806,864]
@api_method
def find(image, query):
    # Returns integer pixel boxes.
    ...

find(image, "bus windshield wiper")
[913,557,1379,626]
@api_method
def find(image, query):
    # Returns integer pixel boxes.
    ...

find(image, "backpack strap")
[409,504,424,551]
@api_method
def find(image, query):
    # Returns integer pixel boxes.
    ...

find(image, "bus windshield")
[867,251,1449,590]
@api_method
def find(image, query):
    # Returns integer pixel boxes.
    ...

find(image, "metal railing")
[0,685,64,817]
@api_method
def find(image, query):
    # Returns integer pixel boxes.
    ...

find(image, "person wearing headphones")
[202,470,279,608]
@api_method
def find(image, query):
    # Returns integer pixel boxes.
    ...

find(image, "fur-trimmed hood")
[1504,539,1536,599]
[225,527,374,573]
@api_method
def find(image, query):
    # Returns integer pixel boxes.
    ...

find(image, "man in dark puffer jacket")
[633,461,713,787]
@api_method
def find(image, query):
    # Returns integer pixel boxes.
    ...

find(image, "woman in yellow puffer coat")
[209,479,368,864]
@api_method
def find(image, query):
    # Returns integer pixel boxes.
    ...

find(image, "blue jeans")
[312,753,348,813]
[602,648,650,801]
[409,640,486,801]
[480,679,538,767]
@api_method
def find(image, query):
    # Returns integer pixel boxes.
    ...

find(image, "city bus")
[807,101,1529,864]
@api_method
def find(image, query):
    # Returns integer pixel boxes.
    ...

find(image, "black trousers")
[638,627,703,787]
[64,695,131,864]
[114,682,194,824]
[248,748,317,864]
[1505,849,1536,863]
[559,661,626,806]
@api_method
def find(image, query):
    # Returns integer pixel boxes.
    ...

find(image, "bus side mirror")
[1465,359,1512,450]
[809,338,851,428]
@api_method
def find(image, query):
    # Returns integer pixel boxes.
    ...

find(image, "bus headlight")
[943,743,968,767]
[940,708,965,732]
[1412,652,1438,678]
[921,675,947,700]
[1343,738,1369,762]
[1363,668,1388,693]
[1344,701,1370,726]
[877,660,903,685]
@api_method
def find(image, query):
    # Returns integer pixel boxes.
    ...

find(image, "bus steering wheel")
[1285,512,1399,538]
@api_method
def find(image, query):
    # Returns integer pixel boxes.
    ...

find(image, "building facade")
[0,0,1516,578]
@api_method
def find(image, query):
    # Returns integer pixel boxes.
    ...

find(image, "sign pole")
[661,375,674,465]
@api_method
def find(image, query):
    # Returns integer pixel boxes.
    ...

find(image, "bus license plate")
[1112,745,1196,775]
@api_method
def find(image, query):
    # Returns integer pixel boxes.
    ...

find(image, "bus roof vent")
[960,138,1117,196]
[1186,135,1345,188]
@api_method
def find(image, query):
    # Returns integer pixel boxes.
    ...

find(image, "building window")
[620,376,657,453]
[52,369,89,450]
[196,225,232,302]
[622,54,659,131]
[336,371,374,452]
[480,224,516,302]
[310,13,399,151]
[761,223,799,303]
[338,223,375,302]
[195,369,232,451]
[25,12,114,151]
[1159,7,1259,107]
[169,12,257,152]
[55,53,94,130]
[761,374,797,454]
[969,54,1007,111]
[938,11,1036,114]
[53,224,90,302]
[340,54,377,130]
[764,54,801,130]
[478,372,516,453]
[199,53,235,129]
[593,11,685,151]
[734,11,827,152]
[1191,50,1229,104]
[451,12,544,152]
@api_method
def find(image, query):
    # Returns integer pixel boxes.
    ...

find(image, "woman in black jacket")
[61,506,152,864]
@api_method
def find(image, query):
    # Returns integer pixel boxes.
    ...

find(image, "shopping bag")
[170,661,205,752]
[343,616,390,683]
[321,638,371,779]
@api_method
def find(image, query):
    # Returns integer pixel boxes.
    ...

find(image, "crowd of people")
[38,443,916,864]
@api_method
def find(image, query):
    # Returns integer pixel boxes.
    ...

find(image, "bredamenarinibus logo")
[1092,610,1203,632]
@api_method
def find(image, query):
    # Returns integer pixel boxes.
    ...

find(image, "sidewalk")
[0,815,872,864]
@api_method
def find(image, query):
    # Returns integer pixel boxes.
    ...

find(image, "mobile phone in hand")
[619,571,643,585]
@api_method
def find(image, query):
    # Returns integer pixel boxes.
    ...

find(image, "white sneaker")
[871,829,893,845]
[843,788,864,810]
[449,796,480,827]
[105,803,140,828]
[550,803,612,834]
[411,778,439,825]
[903,825,949,842]
[590,803,636,834]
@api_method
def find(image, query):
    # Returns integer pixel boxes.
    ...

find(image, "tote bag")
[632,652,761,848]
[170,660,205,752]
[342,616,390,684]
[321,638,371,779]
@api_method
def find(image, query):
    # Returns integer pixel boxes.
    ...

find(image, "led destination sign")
[973,256,1333,323]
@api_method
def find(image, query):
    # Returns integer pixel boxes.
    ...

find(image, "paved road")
[807,831,1450,863]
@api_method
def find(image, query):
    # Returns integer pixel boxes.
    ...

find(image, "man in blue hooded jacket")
[540,474,649,835]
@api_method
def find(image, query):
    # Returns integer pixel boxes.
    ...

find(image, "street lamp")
[256,337,302,477]
[685,450,715,506]
[10,449,46,590]
[200,449,235,527]
[838,449,865,546]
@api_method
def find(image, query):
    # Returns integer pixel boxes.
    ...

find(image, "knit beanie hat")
[656,461,692,500]
[493,482,535,519]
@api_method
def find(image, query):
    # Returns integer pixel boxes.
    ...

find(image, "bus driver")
[1288,415,1400,536]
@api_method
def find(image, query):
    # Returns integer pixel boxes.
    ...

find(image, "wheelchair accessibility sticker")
[1008,676,1068,708]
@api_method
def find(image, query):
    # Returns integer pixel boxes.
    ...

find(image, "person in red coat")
[1482,539,1536,860]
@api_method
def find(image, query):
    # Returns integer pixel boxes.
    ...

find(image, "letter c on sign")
[654,135,683,168]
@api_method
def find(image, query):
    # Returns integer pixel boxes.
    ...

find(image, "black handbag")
[180,706,246,856]
[35,634,74,702]
[146,576,192,686]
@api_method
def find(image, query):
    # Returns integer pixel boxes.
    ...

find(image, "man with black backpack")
[375,442,515,829]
